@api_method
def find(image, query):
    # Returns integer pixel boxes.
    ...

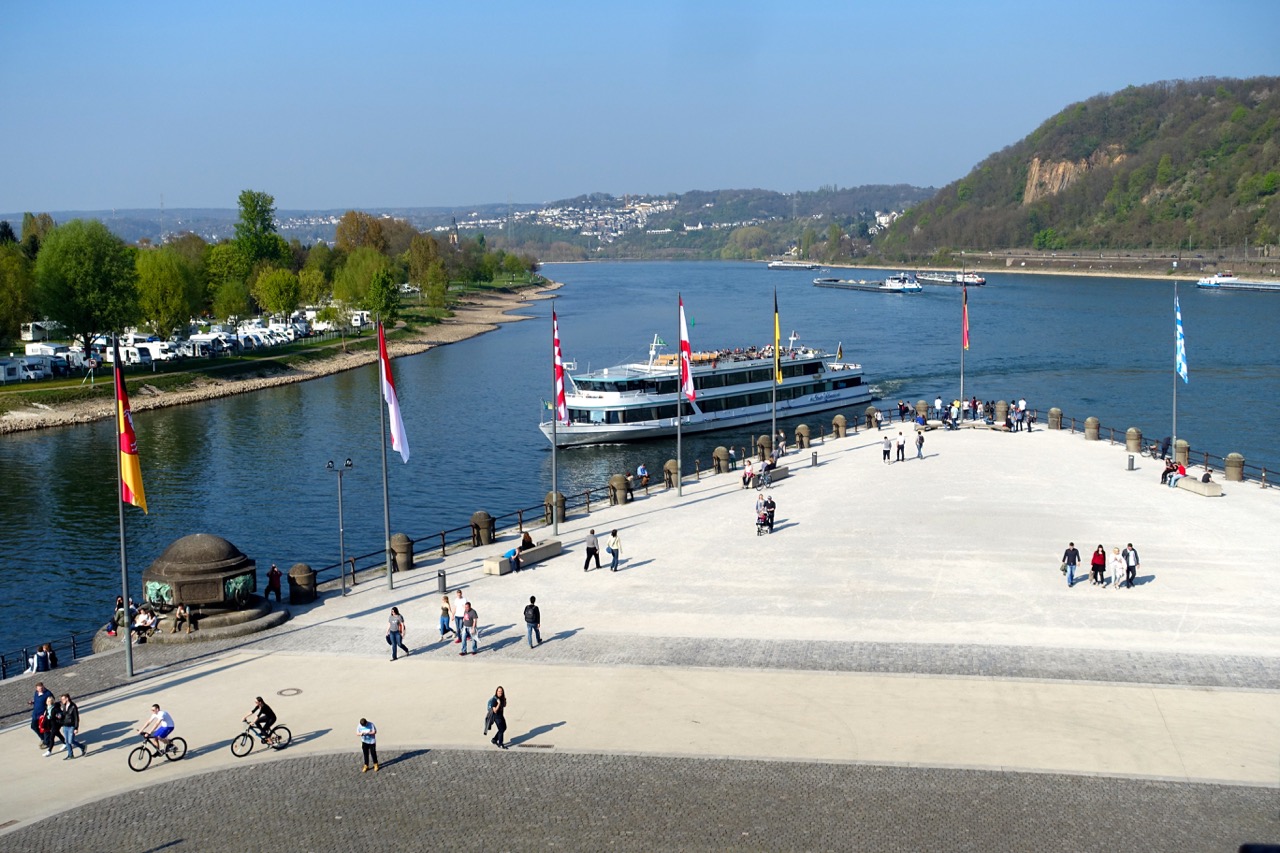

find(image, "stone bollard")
[713,446,730,473]
[995,400,1009,427]
[1125,427,1143,453]
[1048,407,1062,430]
[832,414,847,438]
[470,511,495,546]
[391,533,413,574]
[544,491,565,524]
[1084,417,1100,440]
[608,473,630,505]
[663,459,679,488]
[1175,439,1190,465]
[864,406,878,430]
[916,400,929,420]
[756,434,773,461]
[795,424,810,449]
[287,563,316,604]
[1225,452,1244,482]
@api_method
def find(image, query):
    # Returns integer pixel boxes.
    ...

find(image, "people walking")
[583,529,601,571]
[1123,543,1140,589]
[357,718,378,772]
[524,596,542,647]
[895,432,906,462]
[1109,547,1125,590]
[460,602,479,655]
[1062,542,1080,588]
[452,589,467,644]
[59,694,87,760]
[439,595,455,641]
[487,686,508,749]
[40,695,64,756]
[1090,545,1106,586]
[882,436,891,464]
[386,606,409,660]
[607,529,621,571]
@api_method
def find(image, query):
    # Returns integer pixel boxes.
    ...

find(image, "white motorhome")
[139,341,178,362]
[101,345,153,367]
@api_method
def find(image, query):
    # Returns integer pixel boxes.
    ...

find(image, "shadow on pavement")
[508,720,565,747]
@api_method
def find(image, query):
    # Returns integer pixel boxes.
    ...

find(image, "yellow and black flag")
[773,289,782,384]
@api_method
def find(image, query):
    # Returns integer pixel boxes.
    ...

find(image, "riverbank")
[0,281,561,435]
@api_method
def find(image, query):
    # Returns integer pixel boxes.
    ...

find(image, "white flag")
[378,323,410,463]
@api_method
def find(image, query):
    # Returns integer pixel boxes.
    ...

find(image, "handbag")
[384,634,392,646]
[1059,562,1067,575]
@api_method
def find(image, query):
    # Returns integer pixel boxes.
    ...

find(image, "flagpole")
[676,296,683,498]
[551,313,559,536]
[377,316,394,591]
[1172,282,1178,451]
[114,333,134,678]
[960,284,966,406]
[771,289,779,452]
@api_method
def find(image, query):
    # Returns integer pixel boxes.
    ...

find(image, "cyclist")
[139,703,176,749]
[244,696,277,744]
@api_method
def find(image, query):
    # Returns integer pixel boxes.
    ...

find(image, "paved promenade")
[3,423,1278,850]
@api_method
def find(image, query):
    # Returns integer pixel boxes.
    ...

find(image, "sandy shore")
[0,282,560,435]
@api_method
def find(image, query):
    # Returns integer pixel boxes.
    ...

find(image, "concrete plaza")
[2,422,1278,850]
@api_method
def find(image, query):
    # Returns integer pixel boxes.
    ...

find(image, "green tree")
[212,278,251,322]
[136,247,199,341]
[826,223,843,262]
[799,227,816,259]
[407,233,440,285]
[20,212,56,260]
[34,219,138,354]
[0,221,16,245]
[252,268,302,317]
[298,267,329,306]
[303,241,338,282]
[333,247,391,308]
[425,259,448,310]
[365,268,399,320]
[0,244,37,343]
[501,253,526,279]
[1156,153,1174,186]
[233,190,286,267]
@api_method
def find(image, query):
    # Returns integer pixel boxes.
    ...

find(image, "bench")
[1176,477,1223,497]
[751,466,789,487]
[483,539,562,575]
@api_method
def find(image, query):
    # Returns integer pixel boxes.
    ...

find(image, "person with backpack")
[523,596,542,648]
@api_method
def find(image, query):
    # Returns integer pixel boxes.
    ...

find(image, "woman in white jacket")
[1109,547,1126,590]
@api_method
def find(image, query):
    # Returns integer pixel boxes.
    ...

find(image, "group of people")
[1061,541,1141,589]
[754,492,777,533]
[582,528,622,571]
[881,431,925,463]
[23,642,57,675]
[1160,458,1212,489]
[27,682,87,759]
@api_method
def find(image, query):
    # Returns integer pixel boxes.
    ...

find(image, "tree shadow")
[508,720,565,747]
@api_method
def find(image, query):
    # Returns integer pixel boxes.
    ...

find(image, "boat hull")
[540,385,873,447]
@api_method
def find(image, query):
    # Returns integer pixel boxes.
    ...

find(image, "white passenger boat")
[767,260,819,270]
[916,271,986,286]
[540,335,873,447]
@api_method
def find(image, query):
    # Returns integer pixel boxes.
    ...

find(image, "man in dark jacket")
[30,682,52,744]
[59,694,87,760]
[524,596,542,648]
[1062,542,1081,588]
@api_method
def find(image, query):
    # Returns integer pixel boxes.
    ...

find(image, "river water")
[2,261,1277,654]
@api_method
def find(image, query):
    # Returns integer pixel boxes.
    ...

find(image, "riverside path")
[2,421,1277,851]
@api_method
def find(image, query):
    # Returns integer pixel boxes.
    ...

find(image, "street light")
[326,458,354,595]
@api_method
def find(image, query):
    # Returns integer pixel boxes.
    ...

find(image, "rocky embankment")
[0,285,558,435]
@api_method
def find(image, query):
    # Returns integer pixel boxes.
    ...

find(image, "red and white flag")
[378,322,410,463]
[552,311,568,424]
[679,296,696,402]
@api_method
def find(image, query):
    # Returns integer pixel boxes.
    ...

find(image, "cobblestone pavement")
[7,628,1280,730]
[3,751,1274,852]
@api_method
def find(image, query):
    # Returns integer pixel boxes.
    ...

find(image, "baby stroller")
[756,511,771,536]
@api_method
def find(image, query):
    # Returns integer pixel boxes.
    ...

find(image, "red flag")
[114,339,147,513]
[552,311,568,423]
[679,296,695,402]
[378,323,410,463]
[962,285,970,351]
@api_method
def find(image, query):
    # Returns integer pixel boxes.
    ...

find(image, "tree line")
[0,191,540,353]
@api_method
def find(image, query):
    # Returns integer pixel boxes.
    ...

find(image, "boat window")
[750,369,772,383]
[699,373,724,389]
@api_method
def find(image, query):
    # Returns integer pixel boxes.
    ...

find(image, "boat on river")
[1196,271,1280,293]
[916,270,986,286]
[767,260,820,270]
[813,273,923,294]
[540,334,873,447]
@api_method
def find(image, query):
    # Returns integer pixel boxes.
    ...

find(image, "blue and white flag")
[1175,294,1189,383]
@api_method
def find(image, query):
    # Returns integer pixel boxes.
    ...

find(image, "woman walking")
[1109,547,1125,590]
[386,607,409,660]
[1090,545,1107,586]
[438,596,454,641]
[607,529,621,571]
[487,686,508,749]
[357,718,378,772]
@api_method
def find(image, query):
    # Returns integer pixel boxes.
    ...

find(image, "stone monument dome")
[143,533,257,608]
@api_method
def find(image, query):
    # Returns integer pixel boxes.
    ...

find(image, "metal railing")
[0,629,99,682]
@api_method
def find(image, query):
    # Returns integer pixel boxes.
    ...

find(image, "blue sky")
[3,0,1278,213]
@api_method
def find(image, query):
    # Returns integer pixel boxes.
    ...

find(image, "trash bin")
[288,563,316,604]
[436,568,447,594]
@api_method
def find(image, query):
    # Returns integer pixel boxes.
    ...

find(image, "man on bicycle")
[139,704,175,749]
[244,696,277,744]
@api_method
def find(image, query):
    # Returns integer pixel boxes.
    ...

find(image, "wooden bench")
[483,539,562,575]
[1176,477,1223,497]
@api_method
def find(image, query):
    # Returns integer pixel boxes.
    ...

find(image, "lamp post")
[326,458,353,595]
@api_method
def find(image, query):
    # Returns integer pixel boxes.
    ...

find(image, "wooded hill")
[877,77,1280,257]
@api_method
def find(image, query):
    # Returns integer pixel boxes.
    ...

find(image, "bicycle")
[231,721,292,756]
[1138,442,1162,459]
[753,469,772,491]
[128,731,187,772]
